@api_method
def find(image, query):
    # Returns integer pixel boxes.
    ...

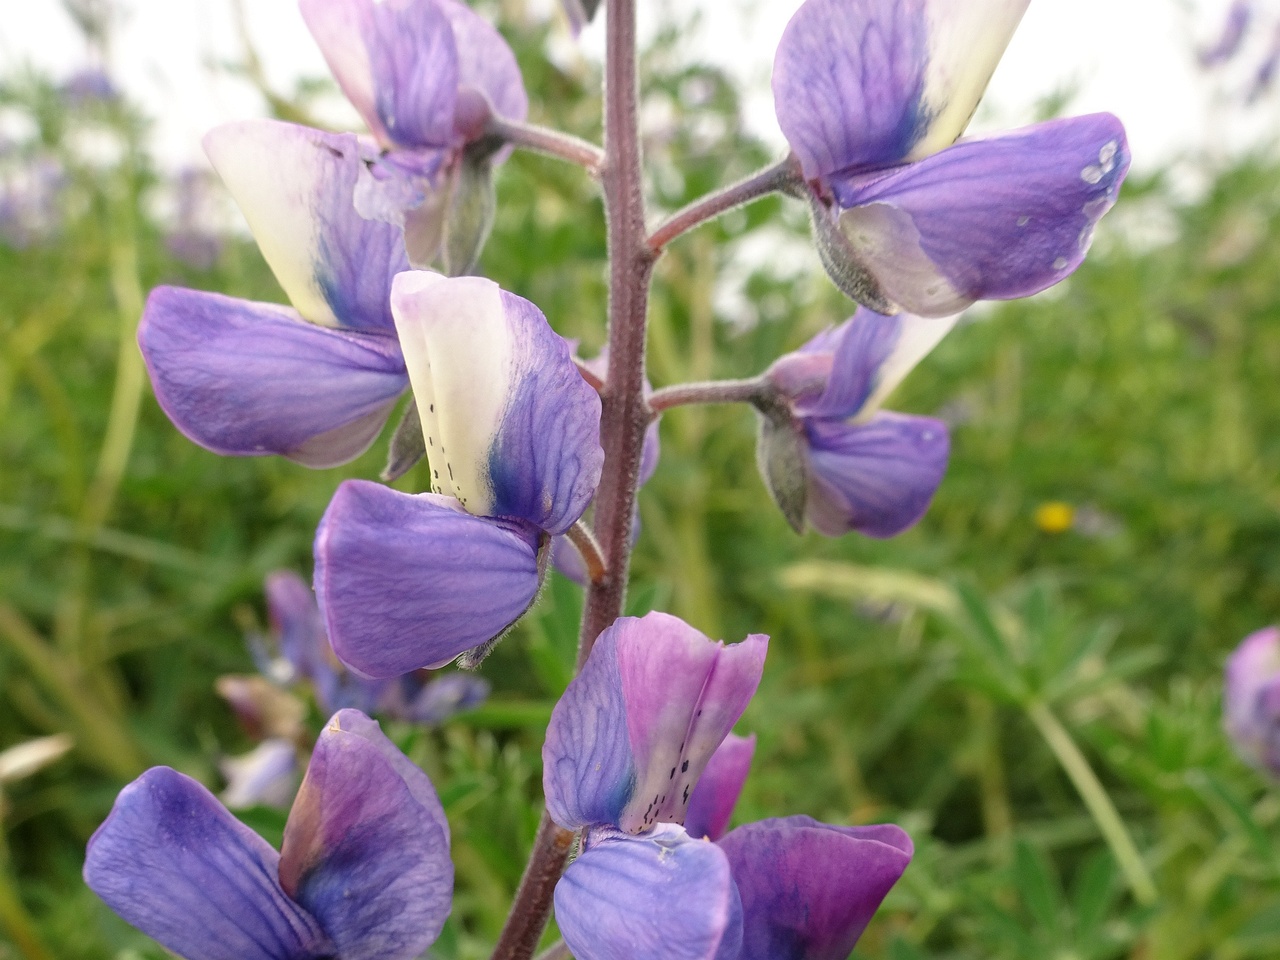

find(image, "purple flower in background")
[165,167,224,270]
[139,119,412,467]
[773,0,1130,317]
[1200,0,1254,67]
[219,738,300,810]
[300,0,528,265]
[60,67,120,106]
[314,273,604,677]
[84,709,453,960]
[1224,627,1280,775]
[759,308,954,537]
[249,570,491,722]
[542,612,912,960]
[0,153,65,249]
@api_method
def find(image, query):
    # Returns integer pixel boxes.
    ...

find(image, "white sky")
[2,0,1277,174]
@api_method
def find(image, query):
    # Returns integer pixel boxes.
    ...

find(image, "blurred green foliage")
[2,3,1280,959]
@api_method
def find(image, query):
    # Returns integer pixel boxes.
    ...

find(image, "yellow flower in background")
[1035,501,1075,534]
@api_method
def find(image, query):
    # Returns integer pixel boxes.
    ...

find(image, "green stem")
[1025,700,1157,905]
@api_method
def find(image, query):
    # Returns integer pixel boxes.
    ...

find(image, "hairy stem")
[647,155,800,252]
[486,115,605,175]
[488,0,653,955]
[1025,700,1158,906]
[647,376,769,415]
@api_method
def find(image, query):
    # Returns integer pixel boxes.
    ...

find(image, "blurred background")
[2,1,1280,958]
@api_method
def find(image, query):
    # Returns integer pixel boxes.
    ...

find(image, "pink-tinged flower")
[1225,627,1280,774]
[759,307,954,537]
[773,0,1130,317]
[542,612,912,960]
[300,0,528,266]
[313,273,603,676]
[85,710,452,960]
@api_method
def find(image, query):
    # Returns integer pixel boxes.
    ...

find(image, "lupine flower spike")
[314,273,603,675]
[85,710,453,960]
[543,612,913,960]
[773,0,1131,316]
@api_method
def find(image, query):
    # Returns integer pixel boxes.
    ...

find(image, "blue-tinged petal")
[391,272,604,533]
[280,710,451,960]
[203,119,410,333]
[615,614,766,834]
[773,0,1029,181]
[138,286,407,467]
[831,114,1131,317]
[555,825,742,960]
[84,767,331,960]
[300,0,459,150]
[805,412,949,538]
[314,480,541,678]
[544,621,635,831]
[719,816,912,960]
[685,733,755,842]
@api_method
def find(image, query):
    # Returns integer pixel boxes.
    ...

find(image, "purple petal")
[314,480,541,678]
[301,0,459,150]
[805,412,949,538]
[555,825,742,960]
[1224,627,1280,772]
[83,767,331,960]
[391,272,604,534]
[138,286,406,467]
[685,733,755,842]
[719,815,912,960]
[773,0,1030,181]
[279,710,451,960]
[544,613,766,833]
[616,615,767,834]
[203,120,410,333]
[830,114,1131,316]
[438,0,528,133]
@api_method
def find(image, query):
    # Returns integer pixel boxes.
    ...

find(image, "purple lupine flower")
[773,0,1130,317]
[314,273,604,677]
[299,0,527,265]
[84,709,452,960]
[542,612,912,960]
[60,67,120,106]
[1200,0,1254,68]
[165,167,224,270]
[253,570,491,722]
[759,308,954,537]
[1224,627,1280,774]
[139,120,411,467]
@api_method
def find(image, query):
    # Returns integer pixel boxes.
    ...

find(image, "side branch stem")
[647,155,800,252]
[485,115,605,175]
[565,521,608,584]
[488,0,652,956]
[647,377,768,415]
